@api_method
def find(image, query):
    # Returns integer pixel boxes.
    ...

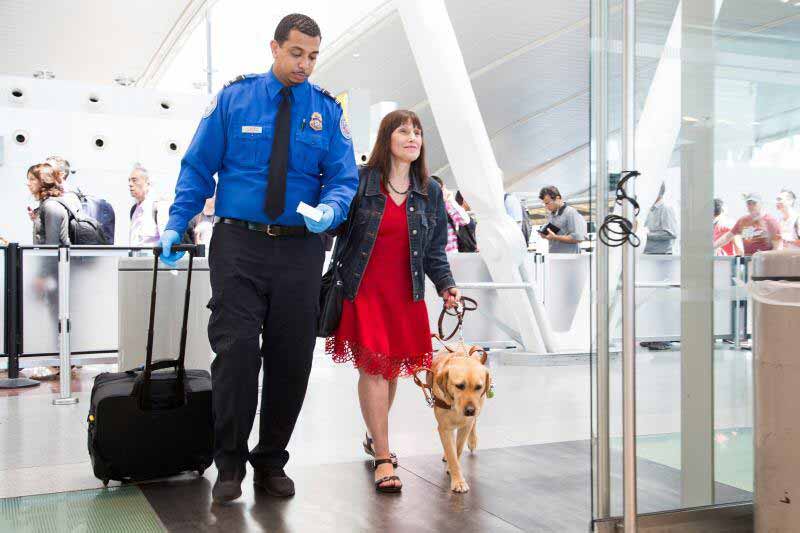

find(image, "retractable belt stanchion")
[0,243,40,389]
[53,246,77,405]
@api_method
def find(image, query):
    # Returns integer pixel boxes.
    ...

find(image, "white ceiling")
[0,0,209,86]
[1,0,798,198]
[312,0,800,199]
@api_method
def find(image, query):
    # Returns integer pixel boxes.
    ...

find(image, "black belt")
[218,217,310,237]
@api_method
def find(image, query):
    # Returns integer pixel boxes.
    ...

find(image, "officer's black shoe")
[254,468,295,497]
[212,467,245,504]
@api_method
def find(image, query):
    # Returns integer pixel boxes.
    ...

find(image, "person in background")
[504,192,531,246]
[713,198,741,256]
[454,191,479,252]
[187,196,216,247]
[128,164,166,246]
[714,193,782,256]
[26,157,71,224]
[538,185,587,254]
[643,182,678,255]
[430,175,470,253]
[45,156,73,191]
[776,189,800,249]
[27,163,81,245]
[26,163,81,379]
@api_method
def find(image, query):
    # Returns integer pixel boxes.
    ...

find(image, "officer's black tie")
[265,87,292,220]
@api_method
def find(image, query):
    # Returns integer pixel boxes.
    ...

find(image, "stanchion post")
[53,246,78,405]
[0,243,40,390]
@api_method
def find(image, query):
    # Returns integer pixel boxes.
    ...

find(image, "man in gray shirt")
[539,185,587,253]
[643,183,678,255]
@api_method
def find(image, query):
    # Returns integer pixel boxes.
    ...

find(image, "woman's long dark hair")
[365,109,429,190]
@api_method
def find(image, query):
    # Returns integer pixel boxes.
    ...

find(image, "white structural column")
[621,0,638,530]
[396,0,554,353]
[680,0,716,507]
[591,0,611,518]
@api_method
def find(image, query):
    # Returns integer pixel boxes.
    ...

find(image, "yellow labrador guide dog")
[413,297,491,493]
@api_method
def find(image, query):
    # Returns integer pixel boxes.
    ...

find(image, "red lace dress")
[327,189,433,380]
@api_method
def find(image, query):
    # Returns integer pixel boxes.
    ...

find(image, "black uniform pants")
[207,223,324,473]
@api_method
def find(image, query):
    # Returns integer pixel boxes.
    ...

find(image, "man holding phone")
[538,185,587,254]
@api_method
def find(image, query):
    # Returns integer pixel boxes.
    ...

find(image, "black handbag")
[317,173,367,337]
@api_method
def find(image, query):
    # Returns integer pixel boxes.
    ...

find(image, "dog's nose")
[464,405,476,417]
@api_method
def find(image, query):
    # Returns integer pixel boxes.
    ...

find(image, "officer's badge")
[202,95,217,119]
[340,114,352,140]
[309,112,323,131]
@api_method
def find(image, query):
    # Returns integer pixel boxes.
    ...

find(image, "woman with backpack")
[27,163,82,245]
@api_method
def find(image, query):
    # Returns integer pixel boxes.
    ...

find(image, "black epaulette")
[224,74,250,88]
[313,84,343,108]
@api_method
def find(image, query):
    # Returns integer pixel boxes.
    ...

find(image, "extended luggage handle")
[134,244,204,410]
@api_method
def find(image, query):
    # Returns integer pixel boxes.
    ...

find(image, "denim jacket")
[336,166,456,302]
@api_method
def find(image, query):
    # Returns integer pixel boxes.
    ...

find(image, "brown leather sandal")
[363,433,398,467]
[373,458,402,493]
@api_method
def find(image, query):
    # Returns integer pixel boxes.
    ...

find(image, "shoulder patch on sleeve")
[339,114,352,140]
[202,94,218,119]
[223,74,250,88]
[313,84,343,108]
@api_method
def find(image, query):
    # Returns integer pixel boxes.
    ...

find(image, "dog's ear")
[483,368,491,397]
[435,366,453,403]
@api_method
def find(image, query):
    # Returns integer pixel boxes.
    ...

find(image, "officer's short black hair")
[714,198,724,217]
[539,185,561,201]
[274,14,321,44]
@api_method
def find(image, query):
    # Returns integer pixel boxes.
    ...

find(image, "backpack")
[44,197,108,245]
[75,189,116,244]
[447,215,478,253]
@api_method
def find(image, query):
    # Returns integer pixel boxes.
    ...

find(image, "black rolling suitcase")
[87,245,213,485]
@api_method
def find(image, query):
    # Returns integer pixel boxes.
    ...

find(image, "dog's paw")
[451,479,470,493]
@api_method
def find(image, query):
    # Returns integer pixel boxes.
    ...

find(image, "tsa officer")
[159,13,358,503]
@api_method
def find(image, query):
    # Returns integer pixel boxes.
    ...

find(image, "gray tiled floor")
[0,345,754,530]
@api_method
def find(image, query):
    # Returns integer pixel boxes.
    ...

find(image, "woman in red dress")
[326,110,460,492]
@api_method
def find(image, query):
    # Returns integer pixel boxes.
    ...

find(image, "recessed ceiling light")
[682,115,699,123]
[352,52,361,59]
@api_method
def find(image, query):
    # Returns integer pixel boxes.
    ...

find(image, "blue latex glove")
[303,203,334,233]
[159,229,184,267]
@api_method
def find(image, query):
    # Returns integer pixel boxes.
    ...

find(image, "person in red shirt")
[713,198,742,256]
[714,193,782,256]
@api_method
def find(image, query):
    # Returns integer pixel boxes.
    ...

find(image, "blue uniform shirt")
[166,68,358,235]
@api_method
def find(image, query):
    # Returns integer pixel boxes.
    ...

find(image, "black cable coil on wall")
[598,170,641,248]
